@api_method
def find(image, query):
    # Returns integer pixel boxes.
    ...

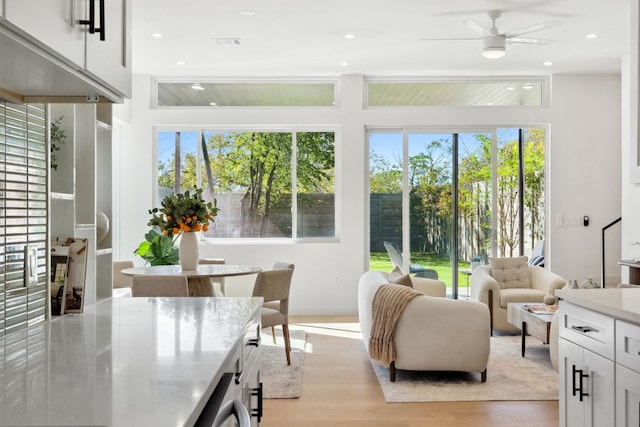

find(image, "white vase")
[179,231,199,270]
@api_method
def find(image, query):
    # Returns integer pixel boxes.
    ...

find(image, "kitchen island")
[0,296,262,426]
[556,288,640,427]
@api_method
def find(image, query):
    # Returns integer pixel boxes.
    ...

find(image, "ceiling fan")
[421,10,562,59]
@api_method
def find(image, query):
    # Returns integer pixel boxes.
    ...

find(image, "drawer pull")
[571,325,597,334]
[572,365,589,402]
[234,370,244,385]
[251,382,263,422]
[247,337,260,347]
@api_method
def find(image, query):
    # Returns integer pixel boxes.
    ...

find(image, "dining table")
[121,264,262,296]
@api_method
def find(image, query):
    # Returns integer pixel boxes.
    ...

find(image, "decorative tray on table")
[526,304,558,315]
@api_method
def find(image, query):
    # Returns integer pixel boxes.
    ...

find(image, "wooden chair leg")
[282,323,291,365]
[271,326,277,344]
[389,361,396,382]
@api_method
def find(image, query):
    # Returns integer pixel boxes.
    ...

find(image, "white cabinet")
[558,300,640,427]
[85,0,132,98]
[2,0,85,67]
[49,103,113,309]
[616,320,640,427]
[559,338,615,427]
[0,0,131,101]
[616,365,640,427]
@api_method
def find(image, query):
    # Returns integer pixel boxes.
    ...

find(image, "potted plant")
[134,228,179,266]
[146,187,219,269]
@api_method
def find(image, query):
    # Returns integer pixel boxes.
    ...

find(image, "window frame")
[153,125,341,243]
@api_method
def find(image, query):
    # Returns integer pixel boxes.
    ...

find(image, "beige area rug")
[261,328,307,399]
[371,334,558,402]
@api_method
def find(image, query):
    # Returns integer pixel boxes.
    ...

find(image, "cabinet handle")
[571,325,597,334]
[572,365,589,402]
[97,0,105,41]
[78,0,95,33]
[247,337,260,347]
[234,370,243,385]
[78,0,105,41]
[251,382,263,422]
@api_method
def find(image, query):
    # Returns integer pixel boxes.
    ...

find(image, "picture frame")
[50,238,88,314]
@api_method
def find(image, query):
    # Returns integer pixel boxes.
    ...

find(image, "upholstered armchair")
[470,256,566,334]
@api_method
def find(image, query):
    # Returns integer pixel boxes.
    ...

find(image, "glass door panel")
[369,132,403,272]
[407,133,453,290]
[457,133,492,297]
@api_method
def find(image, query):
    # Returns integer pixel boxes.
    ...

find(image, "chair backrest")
[132,275,189,297]
[113,260,134,288]
[272,261,295,271]
[383,241,403,269]
[252,266,294,308]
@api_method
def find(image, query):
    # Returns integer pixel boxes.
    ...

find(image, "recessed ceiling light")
[339,61,349,66]
[586,33,598,39]
[240,10,255,16]
[176,61,185,66]
[151,33,163,38]
[522,84,534,90]
[209,102,217,106]
[191,84,205,91]
[506,86,515,91]
[344,34,356,39]
[543,61,553,66]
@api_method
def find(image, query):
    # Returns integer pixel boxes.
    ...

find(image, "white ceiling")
[131,0,630,79]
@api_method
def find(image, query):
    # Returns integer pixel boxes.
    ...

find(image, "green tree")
[203,131,334,237]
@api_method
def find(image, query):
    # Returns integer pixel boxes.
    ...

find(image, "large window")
[369,128,546,298]
[156,129,336,240]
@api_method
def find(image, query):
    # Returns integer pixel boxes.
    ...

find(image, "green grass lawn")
[369,251,472,288]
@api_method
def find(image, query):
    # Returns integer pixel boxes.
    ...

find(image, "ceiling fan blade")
[419,37,480,41]
[505,20,561,38]
[507,37,554,45]
[463,19,492,37]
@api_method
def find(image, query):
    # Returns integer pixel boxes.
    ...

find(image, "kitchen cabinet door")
[3,0,85,67]
[559,338,615,427]
[85,0,132,98]
[616,365,640,427]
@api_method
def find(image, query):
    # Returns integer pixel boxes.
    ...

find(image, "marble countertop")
[0,297,262,427]
[556,288,640,324]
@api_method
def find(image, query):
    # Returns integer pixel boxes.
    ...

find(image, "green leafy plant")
[134,228,179,266]
[147,187,219,237]
[50,115,66,170]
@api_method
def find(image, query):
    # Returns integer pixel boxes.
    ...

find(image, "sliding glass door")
[368,128,546,298]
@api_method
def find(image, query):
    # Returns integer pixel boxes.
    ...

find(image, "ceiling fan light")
[482,47,506,59]
[482,35,506,59]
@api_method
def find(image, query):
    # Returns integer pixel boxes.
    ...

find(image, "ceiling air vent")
[211,38,241,46]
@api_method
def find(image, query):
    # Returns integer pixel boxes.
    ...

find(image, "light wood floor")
[261,316,558,427]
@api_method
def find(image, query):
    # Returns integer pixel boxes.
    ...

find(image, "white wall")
[113,72,622,315]
[548,74,622,286]
[621,53,640,277]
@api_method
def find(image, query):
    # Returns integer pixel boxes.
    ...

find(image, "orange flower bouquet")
[147,187,219,237]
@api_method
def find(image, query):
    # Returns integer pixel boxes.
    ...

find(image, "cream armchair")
[470,257,566,334]
[358,270,490,382]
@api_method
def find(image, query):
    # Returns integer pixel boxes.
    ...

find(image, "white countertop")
[0,297,262,427]
[556,288,640,324]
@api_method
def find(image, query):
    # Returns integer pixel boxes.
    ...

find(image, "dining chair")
[113,260,134,297]
[198,258,226,296]
[252,262,295,365]
[131,275,189,297]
